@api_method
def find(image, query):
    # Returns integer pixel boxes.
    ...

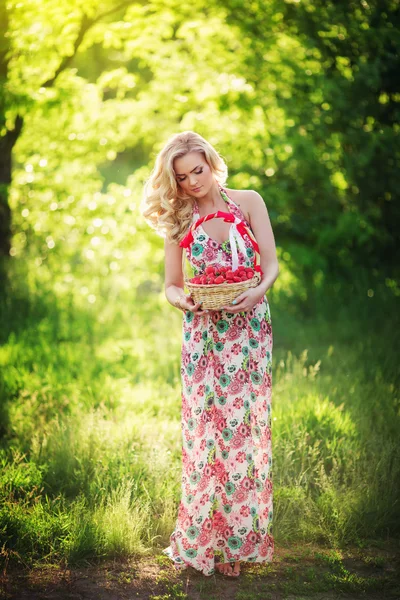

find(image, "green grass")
[0,257,399,573]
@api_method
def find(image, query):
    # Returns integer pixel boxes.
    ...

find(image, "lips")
[191,186,202,192]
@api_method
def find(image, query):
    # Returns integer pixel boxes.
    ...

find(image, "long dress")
[163,184,274,576]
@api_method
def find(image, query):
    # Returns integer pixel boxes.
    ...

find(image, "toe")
[216,561,238,576]
[232,561,240,576]
[216,562,228,575]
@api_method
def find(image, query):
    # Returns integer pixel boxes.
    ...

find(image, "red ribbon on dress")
[179,229,194,249]
[179,211,234,248]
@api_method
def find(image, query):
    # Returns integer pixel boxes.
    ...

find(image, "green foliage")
[1,0,398,294]
[0,265,399,567]
[223,0,400,278]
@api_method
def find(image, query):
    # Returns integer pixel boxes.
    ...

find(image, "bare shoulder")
[225,188,266,223]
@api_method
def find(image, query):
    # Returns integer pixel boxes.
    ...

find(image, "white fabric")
[229,218,248,271]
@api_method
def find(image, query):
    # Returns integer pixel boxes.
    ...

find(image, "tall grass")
[0,258,399,567]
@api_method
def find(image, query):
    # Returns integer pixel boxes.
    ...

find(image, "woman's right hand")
[178,294,209,314]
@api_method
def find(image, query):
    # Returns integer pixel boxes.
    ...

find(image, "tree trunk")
[0,3,24,259]
[0,115,23,257]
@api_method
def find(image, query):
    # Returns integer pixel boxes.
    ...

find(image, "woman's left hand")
[221,285,266,314]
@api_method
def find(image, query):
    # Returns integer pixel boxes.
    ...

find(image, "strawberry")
[205,266,215,274]
[214,275,224,284]
[247,272,254,279]
[233,275,242,282]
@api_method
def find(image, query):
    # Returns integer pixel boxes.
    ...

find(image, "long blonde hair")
[140,131,228,244]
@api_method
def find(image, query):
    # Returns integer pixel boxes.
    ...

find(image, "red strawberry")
[247,272,254,279]
[214,275,224,284]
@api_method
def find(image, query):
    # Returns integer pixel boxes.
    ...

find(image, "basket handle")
[180,210,263,278]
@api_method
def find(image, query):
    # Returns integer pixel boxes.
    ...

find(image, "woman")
[141,131,279,578]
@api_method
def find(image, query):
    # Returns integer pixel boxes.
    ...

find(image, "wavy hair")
[140,131,228,244]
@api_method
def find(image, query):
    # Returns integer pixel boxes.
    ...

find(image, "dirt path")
[1,541,399,600]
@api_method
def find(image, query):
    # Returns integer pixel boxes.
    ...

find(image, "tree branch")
[42,0,134,88]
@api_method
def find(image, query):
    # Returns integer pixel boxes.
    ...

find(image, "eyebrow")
[175,164,202,177]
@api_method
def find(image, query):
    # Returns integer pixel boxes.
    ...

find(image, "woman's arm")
[164,237,186,309]
[164,237,205,313]
[246,190,279,295]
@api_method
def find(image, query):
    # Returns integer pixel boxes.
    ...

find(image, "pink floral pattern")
[163,186,274,576]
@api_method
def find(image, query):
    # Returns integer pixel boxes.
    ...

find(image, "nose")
[189,175,198,186]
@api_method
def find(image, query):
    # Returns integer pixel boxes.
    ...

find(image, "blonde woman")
[141,131,279,578]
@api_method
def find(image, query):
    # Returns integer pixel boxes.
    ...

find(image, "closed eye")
[177,168,203,182]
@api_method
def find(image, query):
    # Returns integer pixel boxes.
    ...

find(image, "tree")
[0,0,134,257]
[222,0,400,282]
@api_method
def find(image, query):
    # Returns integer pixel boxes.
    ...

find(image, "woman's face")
[173,151,214,197]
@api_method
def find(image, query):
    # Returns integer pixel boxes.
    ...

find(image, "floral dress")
[163,185,274,576]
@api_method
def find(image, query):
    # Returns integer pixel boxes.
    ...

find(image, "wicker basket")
[180,210,263,310]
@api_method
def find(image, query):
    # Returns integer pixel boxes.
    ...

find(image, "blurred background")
[0,0,399,568]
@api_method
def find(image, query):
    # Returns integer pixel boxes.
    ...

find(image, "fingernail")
[232,300,237,304]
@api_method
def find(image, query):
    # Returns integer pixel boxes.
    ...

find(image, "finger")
[196,306,209,313]
[194,301,209,311]
[223,301,247,311]
[232,294,248,305]
[185,300,198,309]
[225,304,250,313]
[188,301,209,314]
[190,303,202,312]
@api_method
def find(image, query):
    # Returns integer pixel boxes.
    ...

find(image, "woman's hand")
[176,293,209,314]
[221,285,266,314]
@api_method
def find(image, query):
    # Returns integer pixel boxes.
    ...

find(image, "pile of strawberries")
[189,264,255,285]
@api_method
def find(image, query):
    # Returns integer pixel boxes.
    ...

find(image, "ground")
[1,541,399,600]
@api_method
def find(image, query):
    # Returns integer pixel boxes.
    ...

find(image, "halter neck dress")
[163,185,274,576]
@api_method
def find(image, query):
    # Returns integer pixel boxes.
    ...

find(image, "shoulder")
[225,188,266,223]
